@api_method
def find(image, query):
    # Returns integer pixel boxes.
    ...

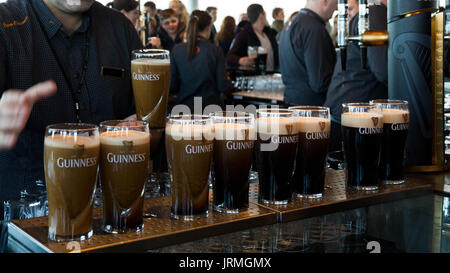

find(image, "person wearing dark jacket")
[226,4,279,71]
[279,0,337,106]
[154,8,184,51]
[216,16,236,57]
[170,10,229,112]
[0,0,142,219]
[324,1,388,152]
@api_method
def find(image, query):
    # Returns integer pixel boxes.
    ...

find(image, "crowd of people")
[0,0,389,219]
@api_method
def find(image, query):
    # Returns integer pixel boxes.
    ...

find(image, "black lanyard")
[30,0,90,123]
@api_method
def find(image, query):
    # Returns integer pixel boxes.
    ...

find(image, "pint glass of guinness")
[257,46,268,74]
[211,111,256,213]
[99,120,150,233]
[341,103,383,191]
[370,100,409,185]
[131,49,170,189]
[256,109,299,205]
[289,106,331,199]
[44,124,100,242]
[166,115,214,220]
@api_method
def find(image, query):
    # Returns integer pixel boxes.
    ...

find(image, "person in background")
[169,0,189,34]
[325,0,388,152]
[226,4,278,71]
[287,11,299,23]
[235,13,250,37]
[156,8,184,51]
[271,8,284,34]
[112,0,140,30]
[206,6,218,44]
[0,0,142,219]
[216,16,236,56]
[348,0,359,20]
[170,10,229,112]
[279,0,337,106]
[144,1,160,28]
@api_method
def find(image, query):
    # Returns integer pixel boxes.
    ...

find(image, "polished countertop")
[1,170,447,253]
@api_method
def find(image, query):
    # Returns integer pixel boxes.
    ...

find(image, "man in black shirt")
[0,0,142,219]
[279,0,337,106]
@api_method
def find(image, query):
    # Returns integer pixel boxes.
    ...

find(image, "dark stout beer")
[44,131,100,242]
[379,108,409,184]
[100,129,150,233]
[294,117,330,198]
[256,115,299,204]
[341,112,383,190]
[166,119,214,220]
[212,123,255,213]
[131,57,170,129]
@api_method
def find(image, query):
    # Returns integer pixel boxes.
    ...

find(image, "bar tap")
[337,0,349,71]
[358,0,369,69]
[338,0,388,71]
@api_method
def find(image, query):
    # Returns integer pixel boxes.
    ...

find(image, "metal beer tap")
[337,0,388,71]
[337,0,349,71]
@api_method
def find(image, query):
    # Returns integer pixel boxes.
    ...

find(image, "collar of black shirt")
[300,8,326,26]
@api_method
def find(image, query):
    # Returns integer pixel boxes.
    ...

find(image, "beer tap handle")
[359,0,369,70]
[337,0,349,71]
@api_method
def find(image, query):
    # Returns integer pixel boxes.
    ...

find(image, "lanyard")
[30,1,90,123]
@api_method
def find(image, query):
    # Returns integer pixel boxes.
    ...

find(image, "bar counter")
[1,169,449,253]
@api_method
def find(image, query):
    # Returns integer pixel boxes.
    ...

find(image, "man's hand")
[0,81,57,150]
[124,114,137,121]
[239,57,255,67]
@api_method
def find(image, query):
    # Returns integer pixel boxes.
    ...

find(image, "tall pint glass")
[341,103,383,191]
[44,124,100,242]
[165,115,214,220]
[370,100,409,185]
[100,120,150,233]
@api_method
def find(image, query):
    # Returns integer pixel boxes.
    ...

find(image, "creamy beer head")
[131,58,170,67]
[297,117,331,133]
[45,134,99,149]
[381,109,410,124]
[100,130,150,146]
[214,123,256,141]
[341,112,383,129]
[256,116,300,135]
[166,123,214,141]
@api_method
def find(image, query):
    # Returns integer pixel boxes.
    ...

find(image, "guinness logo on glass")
[371,117,379,127]
[75,144,84,158]
[319,121,326,132]
[285,124,293,135]
[123,140,134,153]
[403,113,409,123]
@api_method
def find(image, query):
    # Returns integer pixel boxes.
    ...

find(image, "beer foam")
[213,123,256,141]
[131,58,170,66]
[296,117,331,133]
[166,123,214,140]
[341,112,383,128]
[381,109,410,124]
[44,134,99,148]
[256,117,300,135]
[100,130,150,146]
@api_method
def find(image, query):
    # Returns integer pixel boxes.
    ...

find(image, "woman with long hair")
[169,0,189,34]
[169,10,230,112]
[216,16,236,56]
